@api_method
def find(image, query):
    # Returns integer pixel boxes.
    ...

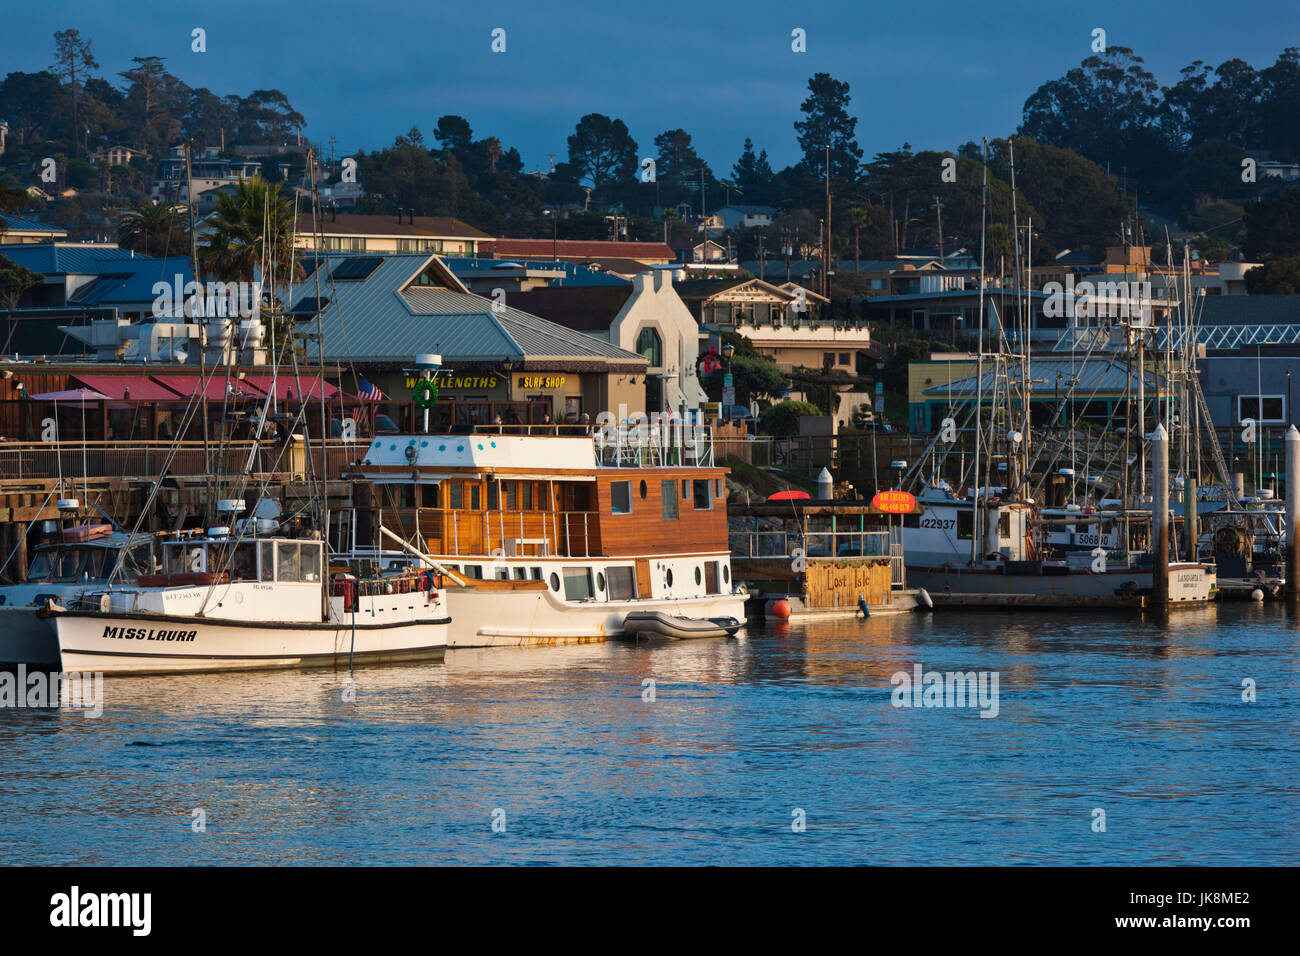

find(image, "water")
[2,604,1297,865]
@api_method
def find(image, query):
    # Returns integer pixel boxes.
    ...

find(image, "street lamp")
[543,209,558,262]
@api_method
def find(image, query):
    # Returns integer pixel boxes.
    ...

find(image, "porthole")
[694,567,702,585]
[549,572,560,592]
[596,572,606,591]
[639,480,648,499]
[723,565,730,584]
[665,569,674,588]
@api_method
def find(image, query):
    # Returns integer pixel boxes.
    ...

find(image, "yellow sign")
[406,374,499,390]
[519,375,567,389]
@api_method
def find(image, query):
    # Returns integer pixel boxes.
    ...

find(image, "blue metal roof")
[0,243,141,275]
[440,256,630,287]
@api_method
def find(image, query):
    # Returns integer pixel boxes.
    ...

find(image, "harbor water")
[2,604,1297,866]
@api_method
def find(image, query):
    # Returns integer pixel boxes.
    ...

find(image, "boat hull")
[443,587,748,647]
[906,562,1216,606]
[49,611,450,675]
[0,607,62,668]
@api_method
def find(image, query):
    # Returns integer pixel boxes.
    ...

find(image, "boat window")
[694,566,702,585]
[494,564,509,580]
[532,567,543,580]
[260,542,275,581]
[665,568,674,588]
[466,565,484,580]
[639,480,648,500]
[504,482,517,510]
[562,567,593,601]
[722,564,730,585]
[715,478,724,499]
[122,544,153,580]
[513,567,529,580]
[487,481,499,510]
[450,482,464,510]
[661,480,679,519]
[549,571,560,591]
[705,561,720,594]
[681,480,688,499]
[230,542,258,581]
[25,550,53,580]
[299,543,321,582]
[520,482,532,510]
[998,513,1010,538]
[693,479,712,510]
[610,481,632,515]
[420,484,439,508]
[607,566,636,600]
[595,571,606,592]
[277,543,302,583]
[957,510,973,540]
[469,484,481,510]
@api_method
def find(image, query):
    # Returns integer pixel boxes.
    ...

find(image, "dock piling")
[1152,424,1169,606]
[1286,425,1299,602]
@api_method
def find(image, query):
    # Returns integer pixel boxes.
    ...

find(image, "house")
[89,145,148,167]
[441,257,630,293]
[672,237,727,264]
[293,213,492,256]
[715,205,777,230]
[284,252,647,426]
[488,238,675,266]
[150,145,263,203]
[507,269,709,415]
[0,214,69,245]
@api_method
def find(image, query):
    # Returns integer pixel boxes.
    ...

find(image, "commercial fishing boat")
[0,523,157,667]
[903,482,1215,606]
[342,420,747,646]
[44,526,450,674]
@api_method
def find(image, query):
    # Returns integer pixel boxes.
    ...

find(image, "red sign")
[872,490,916,514]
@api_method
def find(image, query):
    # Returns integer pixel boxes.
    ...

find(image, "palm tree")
[197,176,300,286]
[117,200,187,257]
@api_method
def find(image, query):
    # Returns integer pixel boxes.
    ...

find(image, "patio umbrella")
[29,387,110,405]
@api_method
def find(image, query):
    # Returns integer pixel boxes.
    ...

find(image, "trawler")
[0,524,158,667]
[44,525,450,674]
[342,420,747,646]
[903,482,1215,605]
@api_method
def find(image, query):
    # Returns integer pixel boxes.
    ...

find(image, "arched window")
[636,327,663,367]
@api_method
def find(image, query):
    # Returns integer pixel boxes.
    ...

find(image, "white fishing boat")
[341,421,748,647]
[45,531,449,674]
[0,525,158,668]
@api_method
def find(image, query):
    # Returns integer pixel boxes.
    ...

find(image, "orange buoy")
[771,598,792,619]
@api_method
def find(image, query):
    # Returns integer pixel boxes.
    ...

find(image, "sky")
[6,0,1298,176]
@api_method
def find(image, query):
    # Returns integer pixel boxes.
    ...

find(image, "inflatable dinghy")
[621,612,743,640]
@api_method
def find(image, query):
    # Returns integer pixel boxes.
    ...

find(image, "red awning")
[149,374,264,401]
[239,375,340,401]
[71,375,186,401]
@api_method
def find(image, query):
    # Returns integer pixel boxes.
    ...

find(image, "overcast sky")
[9,0,1297,175]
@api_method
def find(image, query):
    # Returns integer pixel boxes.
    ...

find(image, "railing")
[0,439,371,482]
[729,530,892,560]
[594,423,714,468]
[378,508,597,558]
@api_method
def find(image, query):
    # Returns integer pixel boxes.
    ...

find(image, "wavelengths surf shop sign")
[405,372,502,391]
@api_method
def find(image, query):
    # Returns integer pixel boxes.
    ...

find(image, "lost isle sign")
[871,490,917,514]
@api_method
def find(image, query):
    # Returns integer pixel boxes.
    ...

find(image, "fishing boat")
[341,419,748,647]
[44,528,449,674]
[0,524,158,667]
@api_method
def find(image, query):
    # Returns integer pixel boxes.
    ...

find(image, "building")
[89,145,148,167]
[488,238,675,266]
[714,205,777,229]
[285,252,647,427]
[442,257,630,293]
[151,145,263,203]
[293,213,491,256]
[0,214,69,245]
[507,269,709,414]
[672,237,727,264]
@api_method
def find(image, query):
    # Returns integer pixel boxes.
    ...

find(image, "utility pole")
[824,144,832,299]
[933,195,945,259]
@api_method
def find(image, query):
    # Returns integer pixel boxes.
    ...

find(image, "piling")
[1286,425,1300,602]
[1152,424,1169,606]
[1183,477,1197,561]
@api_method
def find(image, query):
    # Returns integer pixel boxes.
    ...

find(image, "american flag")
[357,376,385,401]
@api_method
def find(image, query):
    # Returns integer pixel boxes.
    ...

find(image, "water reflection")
[0,604,1296,865]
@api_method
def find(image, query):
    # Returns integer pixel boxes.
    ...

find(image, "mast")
[185,140,212,524]
[972,137,987,563]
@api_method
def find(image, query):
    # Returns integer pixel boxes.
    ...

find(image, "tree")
[732,138,776,206]
[761,400,823,436]
[0,254,44,352]
[434,115,474,155]
[197,176,299,286]
[50,29,99,157]
[117,200,187,256]
[1244,257,1300,294]
[1244,189,1300,260]
[794,73,863,182]
[0,71,66,148]
[653,128,711,210]
[566,113,638,192]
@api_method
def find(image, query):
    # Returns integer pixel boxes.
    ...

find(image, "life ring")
[413,380,438,408]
